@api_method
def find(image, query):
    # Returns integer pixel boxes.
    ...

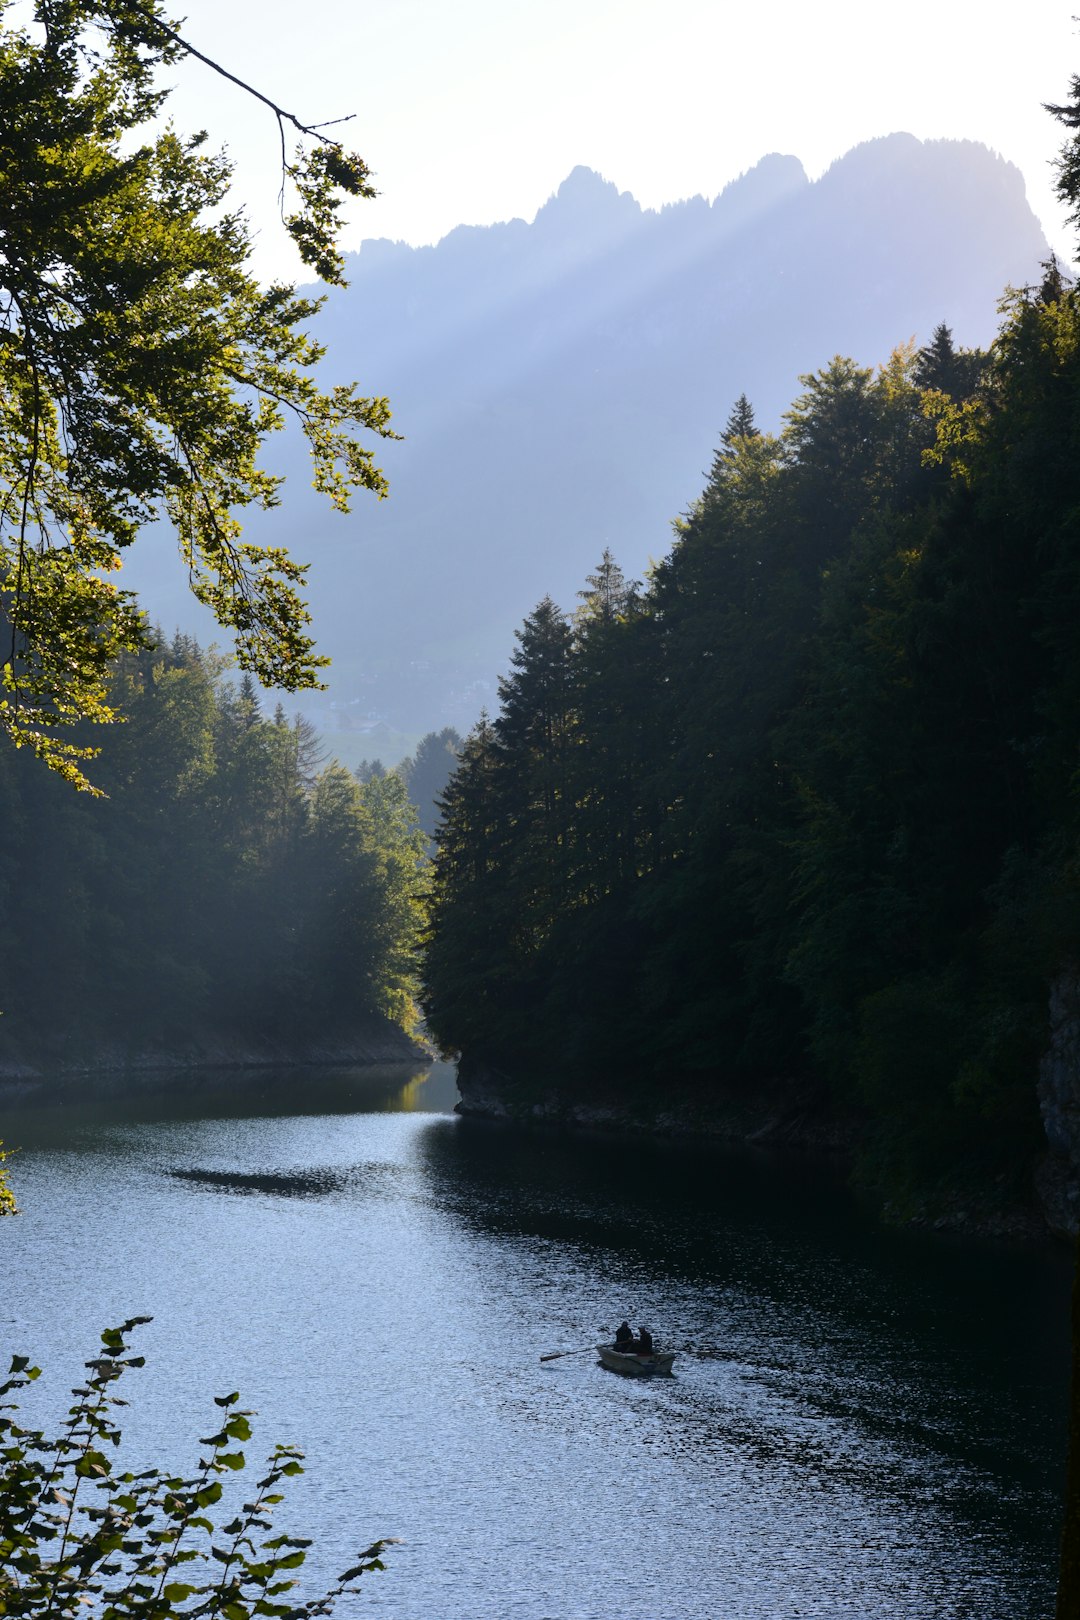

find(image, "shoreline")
[0,1024,431,1095]
[453,1061,1059,1244]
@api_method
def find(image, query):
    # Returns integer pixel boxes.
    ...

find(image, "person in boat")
[614,1320,634,1350]
[634,1326,654,1356]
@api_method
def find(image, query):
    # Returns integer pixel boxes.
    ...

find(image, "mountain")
[120,135,1049,733]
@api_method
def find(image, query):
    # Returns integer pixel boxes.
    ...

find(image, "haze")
[151,0,1075,277]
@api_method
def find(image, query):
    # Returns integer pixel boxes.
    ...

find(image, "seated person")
[614,1320,634,1349]
[634,1326,654,1356]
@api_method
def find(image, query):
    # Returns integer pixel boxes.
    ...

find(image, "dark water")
[0,1063,1071,1619]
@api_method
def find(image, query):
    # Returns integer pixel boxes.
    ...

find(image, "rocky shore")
[455,1056,1063,1243]
[454,1058,854,1153]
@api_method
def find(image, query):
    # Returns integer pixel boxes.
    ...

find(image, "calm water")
[0,1062,1072,1619]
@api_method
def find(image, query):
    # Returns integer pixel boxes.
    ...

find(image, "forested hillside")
[119,137,1048,735]
[423,265,1080,1211]
[0,640,427,1072]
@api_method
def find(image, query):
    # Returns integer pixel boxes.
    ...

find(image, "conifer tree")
[723,393,759,446]
[702,393,759,497]
[571,552,658,904]
[575,549,634,626]
[422,64,1080,1222]
[424,715,520,1062]
[1046,73,1080,235]
[397,728,463,838]
[914,323,986,399]
[496,597,576,840]
[0,634,426,1061]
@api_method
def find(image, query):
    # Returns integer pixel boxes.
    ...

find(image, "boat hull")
[596,1343,676,1376]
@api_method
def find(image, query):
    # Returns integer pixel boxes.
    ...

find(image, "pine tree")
[723,393,758,446]
[397,728,463,838]
[1046,72,1080,238]
[702,393,759,498]
[572,553,646,898]
[575,549,634,626]
[423,716,521,1062]
[496,597,576,843]
[914,322,986,399]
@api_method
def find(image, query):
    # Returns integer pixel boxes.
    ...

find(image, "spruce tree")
[1046,72,1080,236]
[723,392,759,446]
[423,715,519,1062]
[914,322,986,399]
[397,728,463,838]
[702,393,759,497]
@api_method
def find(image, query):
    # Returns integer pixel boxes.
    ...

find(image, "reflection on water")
[0,1058,460,1140]
[0,1065,1071,1620]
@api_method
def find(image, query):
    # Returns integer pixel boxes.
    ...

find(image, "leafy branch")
[0,1320,394,1619]
[0,0,395,788]
[87,0,378,286]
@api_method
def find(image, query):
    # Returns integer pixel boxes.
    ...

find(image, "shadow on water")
[0,1062,1071,1617]
[166,1158,415,1201]
[168,1166,357,1198]
[414,1112,1073,1522]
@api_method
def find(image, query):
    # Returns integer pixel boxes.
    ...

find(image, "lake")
[0,1061,1071,1619]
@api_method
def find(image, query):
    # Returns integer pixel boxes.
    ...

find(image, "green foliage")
[914,322,987,399]
[701,394,760,496]
[424,264,1080,1202]
[0,1319,391,1620]
[0,1142,16,1216]
[422,715,522,1063]
[394,729,462,840]
[0,0,393,789]
[297,764,426,1034]
[426,83,1080,1205]
[1046,72,1080,243]
[354,771,429,1030]
[0,635,426,1059]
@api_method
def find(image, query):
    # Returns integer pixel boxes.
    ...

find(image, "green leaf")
[163,1582,197,1602]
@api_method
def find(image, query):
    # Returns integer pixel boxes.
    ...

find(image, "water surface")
[0,1064,1070,1618]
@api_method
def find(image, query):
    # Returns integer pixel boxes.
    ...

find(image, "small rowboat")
[596,1342,676,1376]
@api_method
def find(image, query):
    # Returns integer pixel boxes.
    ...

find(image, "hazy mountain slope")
[121,135,1048,731]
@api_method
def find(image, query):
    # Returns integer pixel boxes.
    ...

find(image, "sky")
[147,0,1079,281]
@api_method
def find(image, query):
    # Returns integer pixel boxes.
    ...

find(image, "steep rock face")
[1037,969,1080,1236]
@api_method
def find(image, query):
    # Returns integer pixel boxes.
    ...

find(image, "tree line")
[0,636,427,1065]
[423,245,1080,1205]
[358,728,463,842]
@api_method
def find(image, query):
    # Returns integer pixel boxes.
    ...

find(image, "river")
[0,1062,1071,1619]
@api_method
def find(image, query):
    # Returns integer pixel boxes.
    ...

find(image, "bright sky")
[152,0,1079,281]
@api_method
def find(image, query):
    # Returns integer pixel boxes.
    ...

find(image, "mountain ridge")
[120,135,1050,734]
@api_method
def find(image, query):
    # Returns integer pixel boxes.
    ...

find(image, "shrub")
[0,1319,390,1620]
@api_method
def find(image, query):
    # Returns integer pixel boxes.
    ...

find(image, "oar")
[539,1345,597,1362]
